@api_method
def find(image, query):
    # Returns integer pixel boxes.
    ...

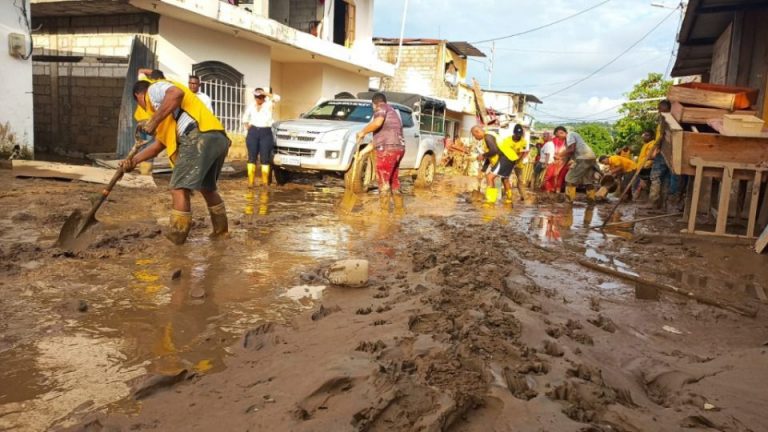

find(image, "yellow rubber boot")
[504,188,513,204]
[165,210,192,245]
[246,163,256,188]
[485,187,498,204]
[260,165,271,187]
[208,202,228,237]
[565,185,577,202]
[585,188,596,203]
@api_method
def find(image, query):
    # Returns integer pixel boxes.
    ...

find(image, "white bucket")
[326,259,369,287]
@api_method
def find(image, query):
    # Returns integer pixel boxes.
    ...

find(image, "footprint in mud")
[542,340,565,357]
[311,304,341,321]
[503,367,538,400]
[293,376,356,420]
[568,331,594,346]
[567,364,603,384]
[588,315,617,333]
[408,312,453,334]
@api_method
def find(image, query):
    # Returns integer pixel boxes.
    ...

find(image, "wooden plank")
[710,22,731,85]
[748,171,762,237]
[472,78,490,125]
[668,86,737,110]
[673,132,768,177]
[715,166,733,235]
[688,162,705,233]
[670,102,757,124]
[726,13,743,87]
[756,223,768,253]
[12,160,156,189]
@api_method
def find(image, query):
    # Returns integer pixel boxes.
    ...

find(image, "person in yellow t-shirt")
[121,74,230,245]
[633,129,656,198]
[599,154,637,198]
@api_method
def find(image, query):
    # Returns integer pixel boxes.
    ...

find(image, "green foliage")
[614,72,672,151]
[574,123,614,156]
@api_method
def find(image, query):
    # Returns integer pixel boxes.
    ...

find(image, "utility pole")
[488,41,495,89]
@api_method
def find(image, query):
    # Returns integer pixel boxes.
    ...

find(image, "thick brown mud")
[0,169,766,432]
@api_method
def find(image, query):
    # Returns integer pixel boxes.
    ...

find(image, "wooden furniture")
[660,113,768,180]
[661,113,768,239]
[685,158,767,238]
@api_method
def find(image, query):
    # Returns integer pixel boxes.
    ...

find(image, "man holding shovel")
[121,77,230,245]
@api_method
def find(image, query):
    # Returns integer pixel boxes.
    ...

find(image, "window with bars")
[192,61,246,133]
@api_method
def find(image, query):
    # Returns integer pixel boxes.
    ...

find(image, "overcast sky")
[372,0,683,123]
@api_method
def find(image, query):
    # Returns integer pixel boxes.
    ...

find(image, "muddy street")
[1,170,767,432]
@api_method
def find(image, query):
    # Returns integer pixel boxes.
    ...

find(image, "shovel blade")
[56,209,98,249]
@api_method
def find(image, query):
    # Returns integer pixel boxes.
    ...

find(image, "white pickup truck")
[272,92,447,191]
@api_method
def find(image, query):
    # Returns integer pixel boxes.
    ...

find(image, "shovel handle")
[83,138,146,222]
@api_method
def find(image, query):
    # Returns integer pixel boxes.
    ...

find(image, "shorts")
[565,159,599,186]
[491,157,516,178]
[170,128,231,191]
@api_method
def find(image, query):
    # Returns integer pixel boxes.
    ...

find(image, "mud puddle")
[0,174,481,431]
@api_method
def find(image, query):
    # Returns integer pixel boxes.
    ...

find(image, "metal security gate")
[201,79,246,133]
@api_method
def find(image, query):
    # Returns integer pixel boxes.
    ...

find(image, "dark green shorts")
[170,128,230,191]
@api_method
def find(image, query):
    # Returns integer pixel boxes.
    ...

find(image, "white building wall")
[156,16,272,93]
[321,65,368,101]
[0,0,34,156]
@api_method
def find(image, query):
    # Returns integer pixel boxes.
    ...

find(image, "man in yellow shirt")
[505,124,527,201]
[122,75,230,245]
[599,154,637,199]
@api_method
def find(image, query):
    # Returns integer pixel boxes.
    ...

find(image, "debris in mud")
[189,287,206,299]
[326,259,369,287]
[132,369,190,400]
[569,331,594,346]
[171,269,182,280]
[588,315,618,333]
[376,305,392,313]
[355,340,387,353]
[589,297,601,311]
[311,304,341,321]
[356,307,372,315]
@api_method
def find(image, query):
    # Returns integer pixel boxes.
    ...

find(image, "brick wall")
[288,0,319,34]
[375,44,456,99]
[30,13,157,157]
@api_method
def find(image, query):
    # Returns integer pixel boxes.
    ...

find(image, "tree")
[575,123,614,156]
[614,72,672,151]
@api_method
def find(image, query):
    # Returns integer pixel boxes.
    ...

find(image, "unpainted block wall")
[31,13,157,157]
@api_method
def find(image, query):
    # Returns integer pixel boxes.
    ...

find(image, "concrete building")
[372,38,487,140]
[1,0,34,158]
[30,0,394,158]
[371,38,541,142]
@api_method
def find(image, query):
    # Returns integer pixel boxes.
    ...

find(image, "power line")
[541,7,679,100]
[664,3,685,77]
[471,0,612,44]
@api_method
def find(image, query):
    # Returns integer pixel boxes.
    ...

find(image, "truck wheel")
[415,153,436,187]
[274,166,291,186]
[344,151,375,193]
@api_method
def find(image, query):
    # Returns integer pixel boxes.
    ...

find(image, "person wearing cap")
[471,125,520,205]
[242,88,281,187]
[506,124,528,201]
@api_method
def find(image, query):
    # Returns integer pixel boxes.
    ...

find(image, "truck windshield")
[303,101,373,122]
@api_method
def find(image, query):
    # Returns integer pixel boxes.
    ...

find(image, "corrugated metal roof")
[671,0,768,77]
[373,38,486,57]
[446,41,486,58]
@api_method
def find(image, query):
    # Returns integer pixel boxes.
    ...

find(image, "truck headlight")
[318,129,349,144]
